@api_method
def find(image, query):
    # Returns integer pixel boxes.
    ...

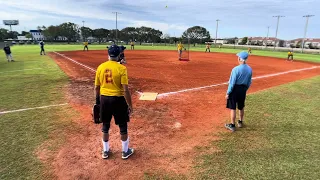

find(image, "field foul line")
[157,66,320,97]
[0,103,68,115]
[53,51,96,72]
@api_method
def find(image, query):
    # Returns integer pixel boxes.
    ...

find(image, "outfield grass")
[195,76,320,180]
[0,47,77,179]
[10,44,320,63]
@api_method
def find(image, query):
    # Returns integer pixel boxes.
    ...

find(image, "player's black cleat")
[225,123,236,132]
[92,104,102,124]
[122,148,134,160]
[237,120,243,128]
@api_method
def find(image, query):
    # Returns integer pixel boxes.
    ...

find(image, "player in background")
[205,43,211,53]
[177,42,184,60]
[83,41,89,51]
[3,44,14,62]
[248,47,252,54]
[95,45,134,160]
[130,41,135,50]
[40,41,45,55]
[119,45,127,64]
[287,51,293,61]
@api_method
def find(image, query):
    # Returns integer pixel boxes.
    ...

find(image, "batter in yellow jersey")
[177,42,184,59]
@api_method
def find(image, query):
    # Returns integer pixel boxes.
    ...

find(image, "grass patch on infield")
[0,47,77,179]
[10,44,320,63]
[195,76,320,179]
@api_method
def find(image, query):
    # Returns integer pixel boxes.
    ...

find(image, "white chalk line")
[0,68,44,74]
[52,51,96,72]
[157,66,320,97]
[51,52,320,98]
[0,103,68,115]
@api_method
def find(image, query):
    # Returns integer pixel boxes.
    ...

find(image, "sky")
[0,0,319,40]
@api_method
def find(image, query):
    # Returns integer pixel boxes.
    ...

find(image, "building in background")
[247,37,285,47]
[286,38,320,49]
[29,30,45,41]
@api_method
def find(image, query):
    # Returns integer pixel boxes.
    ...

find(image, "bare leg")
[230,110,236,124]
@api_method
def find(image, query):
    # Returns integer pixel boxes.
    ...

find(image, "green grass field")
[0,47,78,179]
[0,45,319,179]
[195,76,320,180]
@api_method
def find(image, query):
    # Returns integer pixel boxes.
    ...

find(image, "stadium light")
[82,21,85,27]
[273,15,285,51]
[301,15,315,53]
[112,12,122,44]
[265,26,270,47]
[215,19,220,45]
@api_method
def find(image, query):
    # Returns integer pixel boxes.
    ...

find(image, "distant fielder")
[83,41,89,51]
[40,41,45,55]
[287,51,293,61]
[130,41,135,50]
[3,44,14,62]
[205,43,211,53]
[177,42,185,60]
[248,47,252,54]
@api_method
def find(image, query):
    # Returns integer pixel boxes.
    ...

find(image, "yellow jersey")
[177,43,184,50]
[131,42,134,45]
[95,61,128,96]
[206,44,210,48]
[84,42,88,46]
[288,52,293,55]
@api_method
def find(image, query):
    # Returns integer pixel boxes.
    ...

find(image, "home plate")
[139,92,158,101]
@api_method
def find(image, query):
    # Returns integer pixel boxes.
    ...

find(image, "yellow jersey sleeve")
[121,68,129,85]
[95,65,101,86]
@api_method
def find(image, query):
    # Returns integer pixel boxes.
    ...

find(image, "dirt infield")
[48,50,319,179]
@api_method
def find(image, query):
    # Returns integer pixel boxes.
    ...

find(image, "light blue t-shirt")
[227,64,252,95]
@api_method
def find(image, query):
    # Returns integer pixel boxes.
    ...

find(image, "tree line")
[1,22,212,45]
[37,22,211,44]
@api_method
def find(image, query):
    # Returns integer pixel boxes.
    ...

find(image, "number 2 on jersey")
[104,69,113,84]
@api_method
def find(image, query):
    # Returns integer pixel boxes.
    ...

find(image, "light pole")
[112,12,121,44]
[301,15,314,53]
[82,21,85,27]
[215,19,220,46]
[265,26,270,47]
[273,15,285,50]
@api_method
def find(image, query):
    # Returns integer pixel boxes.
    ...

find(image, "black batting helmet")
[108,45,121,57]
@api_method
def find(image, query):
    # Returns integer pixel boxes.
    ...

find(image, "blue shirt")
[227,64,252,94]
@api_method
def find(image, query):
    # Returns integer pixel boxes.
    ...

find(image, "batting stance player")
[225,51,252,132]
[94,45,134,159]
[40,41,45,55]
[177,42,185,60]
